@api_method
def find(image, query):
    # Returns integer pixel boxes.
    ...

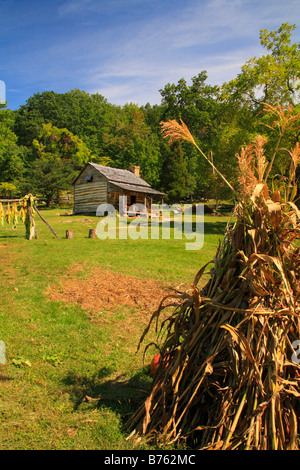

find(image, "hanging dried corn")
[5,203,11,224]
[0,193,58,239]
[19,205,25,223]
[1,201,21,228]
[11,202,18,228]
[0,202,3,226]
[19,194,37,240]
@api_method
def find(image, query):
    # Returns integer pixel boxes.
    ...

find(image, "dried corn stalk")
[5,202,11,225]
[126,104,300,450]
[19,194,37,240]
[11,202,18,228]
[0,202,4,226]
[0,194,58,239]
[0,194,37,239]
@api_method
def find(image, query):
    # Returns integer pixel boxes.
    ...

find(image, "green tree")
[0,182,19,198]
[32,123,91,167]
[27,123,91,205]
[13,89,120,157]
[159,73,226,200]
[160,72,221,145]
[221,23,300,182]
[103,103,162,186]
[160,142,197,203]
[223,23,300,108]
[0,106,26,191]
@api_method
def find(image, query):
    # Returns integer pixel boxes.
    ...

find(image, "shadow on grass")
[62,366,152,420]
[0,235,21,239]
[204,220,229,235]
[120,218,229,235]
[162,218,229,235]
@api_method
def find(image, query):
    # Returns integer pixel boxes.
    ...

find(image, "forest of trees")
[0,23,299,206]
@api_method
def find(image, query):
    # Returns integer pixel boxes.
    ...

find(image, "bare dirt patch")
[46,266,179,324]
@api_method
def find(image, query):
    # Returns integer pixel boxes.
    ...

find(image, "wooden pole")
[0,199,21,203]
[0,198,43,203]
[33,205,59,238]
[66,230,74,239]
[27,206,37,240]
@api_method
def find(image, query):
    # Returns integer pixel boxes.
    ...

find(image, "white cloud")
[57,0,151,17]
[87,47,257,105]
[81,0,300,105]
[58,0,96,16]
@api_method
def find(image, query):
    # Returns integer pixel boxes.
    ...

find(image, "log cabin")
[72,163,165,215]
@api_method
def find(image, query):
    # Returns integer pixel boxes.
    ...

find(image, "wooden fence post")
[89,229,97,239]
[27,205,37,240]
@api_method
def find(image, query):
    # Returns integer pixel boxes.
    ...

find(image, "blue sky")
[1,0,299,110]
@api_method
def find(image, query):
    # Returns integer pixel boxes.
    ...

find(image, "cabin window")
[85,174,93,182]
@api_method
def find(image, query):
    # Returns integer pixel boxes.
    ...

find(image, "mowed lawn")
[0,208,231,450]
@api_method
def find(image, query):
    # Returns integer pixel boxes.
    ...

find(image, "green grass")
[0,208,230,450]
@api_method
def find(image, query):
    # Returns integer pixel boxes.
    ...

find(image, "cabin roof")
[90,163,150,187]
[109,181,165,196]
[73,162,165,196]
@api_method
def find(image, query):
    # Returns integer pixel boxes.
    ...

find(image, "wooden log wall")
[108,189,123,210]
[108,183,151,211]
[73,166,108,214]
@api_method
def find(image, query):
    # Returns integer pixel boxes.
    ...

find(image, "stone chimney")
[128,165,140,177]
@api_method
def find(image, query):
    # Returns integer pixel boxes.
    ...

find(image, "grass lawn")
[0,208,231,450]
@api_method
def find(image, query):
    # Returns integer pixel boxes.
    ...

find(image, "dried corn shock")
[126,104,300,450]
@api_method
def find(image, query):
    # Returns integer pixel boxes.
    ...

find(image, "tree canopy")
[27,123,92,206]
[223,23,300,107]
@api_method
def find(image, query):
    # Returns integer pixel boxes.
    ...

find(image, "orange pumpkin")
[150,353,161,376]
[150,353,171,376]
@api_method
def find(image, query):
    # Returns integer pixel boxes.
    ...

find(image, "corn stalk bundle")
[0,193,58,239]
[0,202,4,226]
[19,194,37,240]
[5,202,11,225]
[1,201,19,228]
[0,194,37,239]
[11,202,19,228]
[126,104,300,450]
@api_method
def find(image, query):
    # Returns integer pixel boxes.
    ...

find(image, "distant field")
[0,208,231,450]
